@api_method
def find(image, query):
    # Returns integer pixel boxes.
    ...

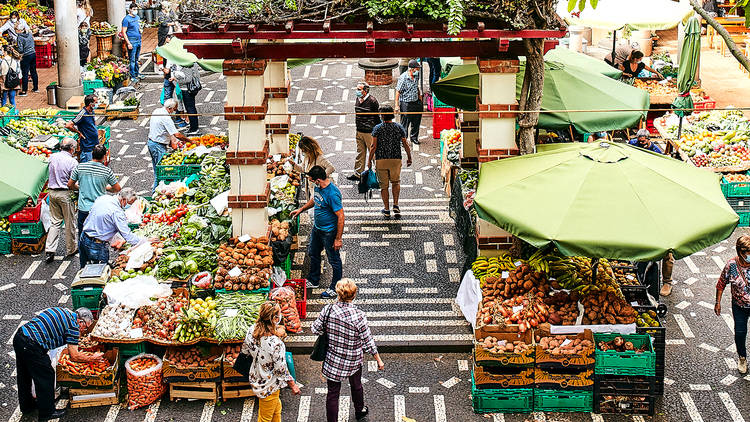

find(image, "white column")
[107,0,126,56]
[54,0,82,107]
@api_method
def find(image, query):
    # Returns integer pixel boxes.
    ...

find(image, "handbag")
[310,304,333,361]
[233,351,253,378]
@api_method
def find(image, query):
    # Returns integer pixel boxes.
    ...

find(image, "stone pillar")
[475,57,522,256]
[224,59,271,237]
[54,0,82,107]
[264,60,291,155]
[106,0,125,56]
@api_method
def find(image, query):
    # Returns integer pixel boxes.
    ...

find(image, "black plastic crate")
[622,286,651,307]
[727,196,750,213]
[595,393,655,416]
[595,374,655,396]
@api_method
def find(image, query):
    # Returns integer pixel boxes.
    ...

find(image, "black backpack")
[4,60,19,90]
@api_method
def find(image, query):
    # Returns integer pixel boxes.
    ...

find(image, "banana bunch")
[527,250,551,273]
[552,256,622,298]
[472,255,516,280]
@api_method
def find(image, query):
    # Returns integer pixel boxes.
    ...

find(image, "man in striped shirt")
[13,307,101,421]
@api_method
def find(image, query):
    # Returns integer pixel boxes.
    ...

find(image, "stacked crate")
[720,176,750,226]
[471,328,534,413]
[621,284,666,395]
[593,333,657,416]
[533,329,595,412]
[9,192,48,255]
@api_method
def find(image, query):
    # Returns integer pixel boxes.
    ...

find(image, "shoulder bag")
[310,304,333,361]
[233,341,254,377]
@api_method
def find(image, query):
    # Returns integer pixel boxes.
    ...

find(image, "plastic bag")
[270,286,301,333]
[270,266,287,288]
[125,353,164,410]
[124,243,154,271]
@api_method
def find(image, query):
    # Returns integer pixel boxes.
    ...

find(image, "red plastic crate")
[433,107,456,139]
[284,279,307,319]
[35,43,55,68]
[694,98,716,110]
[8,192,48,223]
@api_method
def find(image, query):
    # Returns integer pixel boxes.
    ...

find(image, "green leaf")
[568,0,578,12]
[578,0,587,12]
[590,0,599,8]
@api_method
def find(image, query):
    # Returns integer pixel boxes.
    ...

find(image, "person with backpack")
[0,45,21,107]
[369,105,412,217]
[15,26,37,96]
[173,62,201,135]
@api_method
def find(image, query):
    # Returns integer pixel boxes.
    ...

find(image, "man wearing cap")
[628,129,662,154]
[348,81,380,181]
[395,59,423,145]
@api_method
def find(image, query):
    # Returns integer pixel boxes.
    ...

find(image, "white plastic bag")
[102,276,171,309]
[124,242,154,271]
[125,353,164,410]
[456,270,481,329]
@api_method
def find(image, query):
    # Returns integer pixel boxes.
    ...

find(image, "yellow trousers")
[257,390,282,422]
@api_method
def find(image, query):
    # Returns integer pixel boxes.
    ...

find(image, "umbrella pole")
[612,30,617,66]
[677,115,684,140]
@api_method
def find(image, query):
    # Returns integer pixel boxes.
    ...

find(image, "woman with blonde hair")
[294,135,335,198]
[312,279,384,422]
[242,302,300,421]
[716,235,750,375]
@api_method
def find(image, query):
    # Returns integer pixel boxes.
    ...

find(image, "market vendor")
[79,188,144,268]
[619,50,663,82]
[0,11,30,44]
[628,129,663,154]
[13,307,101,422]
[65,94,99,163]
[147,98,190,193]
[604,42,635,68]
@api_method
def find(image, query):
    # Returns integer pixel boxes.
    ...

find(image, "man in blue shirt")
[65,94,99,162]
[14,307,102,421]
[628,129,663,154]
[291,166,345,298]
[120,2,142,80]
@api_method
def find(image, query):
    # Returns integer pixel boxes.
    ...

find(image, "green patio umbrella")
[672,17,701,139]
[474,142,737,261]
[544,48,623,79]
[431,64,479,111]
[0,143,48,217]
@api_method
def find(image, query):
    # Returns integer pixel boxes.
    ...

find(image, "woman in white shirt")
[242,302,300,422]
[0,46,21,108]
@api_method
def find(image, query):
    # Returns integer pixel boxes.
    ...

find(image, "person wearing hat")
[628,129,662,154]
[395,59,423,145]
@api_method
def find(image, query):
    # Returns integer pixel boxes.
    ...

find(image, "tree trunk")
[518,38,545,155]
[690,0,750,72]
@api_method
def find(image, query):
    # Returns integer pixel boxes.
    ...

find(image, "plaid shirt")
[396,71,420,103]
[311,302,378,382]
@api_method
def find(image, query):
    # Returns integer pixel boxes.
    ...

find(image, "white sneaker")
[739,357,747,374]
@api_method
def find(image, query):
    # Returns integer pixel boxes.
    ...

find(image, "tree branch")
[689,0,750,72]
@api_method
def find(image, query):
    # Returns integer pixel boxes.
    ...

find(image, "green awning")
[544,48,622,79]
[0,143,48,217]
[673,17,701,117]
[474,141,737,261]
[557,0,694,31]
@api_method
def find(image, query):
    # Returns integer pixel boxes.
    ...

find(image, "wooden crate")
[221,381,255,400]
[106,108,139,121]
[66,96,85,110]
[169,382,219,402]
[69,381,119,409]
[163,346,222,383]
[56,348,119,389]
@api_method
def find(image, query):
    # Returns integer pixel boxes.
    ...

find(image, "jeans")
[13,332,55,418]
[128,43,141,78]
[399,100,422,144]
[326,368,365,422]
[79,232,109,269]
[182,89,199,132]
[2,89,16,107]
[163,79,174,101]
[425,57,441,86]
[148,140,167,193]
[79,150,93,163]
[307,226,342,290]
[733,302,750,358]
[77,210,89,235]
[20,53,38,92]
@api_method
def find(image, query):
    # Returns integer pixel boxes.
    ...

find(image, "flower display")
[87,56,129,88]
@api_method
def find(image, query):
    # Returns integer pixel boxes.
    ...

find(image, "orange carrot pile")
[126,354,164,410]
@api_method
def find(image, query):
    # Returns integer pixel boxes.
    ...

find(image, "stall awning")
[0,143,48,217]
[557,0,694,31]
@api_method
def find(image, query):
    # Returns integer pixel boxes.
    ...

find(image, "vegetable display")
[58,349,109,377]
[597,336,648,353]
[479,336,530,354]
[126,354,164,410]
[214,292,267,341]
[581,291,637,325]
[134,296,187,342]
[165,347,220,368]
[270,286,302,333]
[173,298,218,342]
[92,305,136,339]
[537,335,593,355]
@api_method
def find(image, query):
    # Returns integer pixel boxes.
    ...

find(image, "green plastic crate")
[155,156,184,181]
[11,221,45,239]
[739,211,750,227]
[433,93,452,109]
[0,231,11,254]
[83,79,105,95]
[594,333,656,376]
[71,286,104,311]
[50,110,79,123]
[534,389,593,412]
[283,254,291,279]
[0,107,18,127]
[216,286,271,296]
[471,374,533,414]
[721,174,750,197]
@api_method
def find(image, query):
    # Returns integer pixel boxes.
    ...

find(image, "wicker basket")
[95,35,113,58]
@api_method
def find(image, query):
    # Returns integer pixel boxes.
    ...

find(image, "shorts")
[376,159,402,186]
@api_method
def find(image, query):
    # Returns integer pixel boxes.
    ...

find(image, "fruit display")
[142,204,189,225]
[165,347,220,368]
[214,292,267,341]
[58,349,109,376]
[7,119,73,138]
[160,151,185,166]
[724,173,750,182]
[636,310,661,328]
[92,304,137,339]
[184,134,228,150]
[633,79,678,97]
[0,217,10,232]
[172,297,217,342]
[91,21,117,36]
[1,3,55,32]
[19,108,57,118]
[17,145,51,159]
[597,336,649,353]
[134,296,188,342]
[270,219,291,242]
[580,291,637,325]
[288,132,301,153]
[537,335,593,355]
[478,336,530,354]
[183,154,204,165]
[441,129,462,166]
[543,291,580,325]
[191,272,213,290]
[472,255,516,280]
[612,265,639,286]
[551,256,622,298]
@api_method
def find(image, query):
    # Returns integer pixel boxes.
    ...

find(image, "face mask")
[413,70,419,77]
[355,90,363,98]
[10,18,17,23]
[130,9,137,16]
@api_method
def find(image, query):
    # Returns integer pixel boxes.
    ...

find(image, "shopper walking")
[147,98,190,193]
[311,279,384,422]
[347,82,379,181]
[15,26,37,96]
[79,188,143,268]
[660,252,675,296]
[715,235,750,374]
[68,144,121,237]
[242,302,300,422]
[173,62,201,135]
[294,136,335,200]
[45,138,79,263]
[157,2,178,47]
[290,166,343,298]
[65,94,99,163]
[120,2,142,80]
[14,307,101,422]
[369,105,412,217]
[0,46,20,107]
[0,11,30,44]
[395,59,423,145]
